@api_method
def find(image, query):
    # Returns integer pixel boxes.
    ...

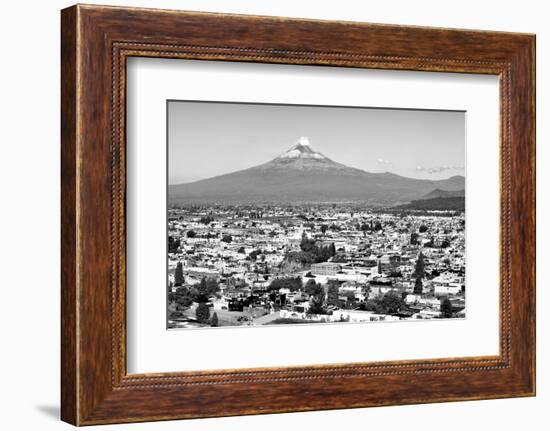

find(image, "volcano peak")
[277,137,328,161]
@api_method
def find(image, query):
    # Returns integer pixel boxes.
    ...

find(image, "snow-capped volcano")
[258,137,350,173]
[169,137,465,204]
[277,137,328,160]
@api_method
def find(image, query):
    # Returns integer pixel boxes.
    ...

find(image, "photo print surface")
[167,101,466,330]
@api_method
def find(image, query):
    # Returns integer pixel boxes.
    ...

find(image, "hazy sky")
[168,101,465,185]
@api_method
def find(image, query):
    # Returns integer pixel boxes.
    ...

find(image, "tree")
[306,282,325,314]
[206,277,220,295]
[174,287,193,308]
[320,224,328,234]
[344,291,357,309]
[440,298,453,318]
[379,291,405,315]
[210,312,219,327]
[269,277,302,292]
[410,232,419,245]
[413,252,425,279]
[196,303,210,323]
[248,249,261,261]
[327,280,340,306]
[414,277,423,294]
[305,278,318,294]
[174,261,184,287]
[419,224,428,233]
[196,277,219,300]
[199,215,214,225]
[168,236,181,253]
[194,277,218,302]
[221,234,232,243]
[300,233,317,254]
[186,230,196,238]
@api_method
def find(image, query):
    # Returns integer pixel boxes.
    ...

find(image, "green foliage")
[419,225,428,233]
[186,230,197,238]
[410,232,419,245]
[221,234,232,243]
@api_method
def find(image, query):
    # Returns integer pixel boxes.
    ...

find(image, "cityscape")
[167,102,465,329]
[167,202,465,329]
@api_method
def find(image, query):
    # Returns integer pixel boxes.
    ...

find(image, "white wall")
[0,1,546,430]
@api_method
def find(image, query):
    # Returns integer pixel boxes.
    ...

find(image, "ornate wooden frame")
[61,4,535,426]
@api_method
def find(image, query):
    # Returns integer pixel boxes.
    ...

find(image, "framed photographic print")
[61,4,536,425]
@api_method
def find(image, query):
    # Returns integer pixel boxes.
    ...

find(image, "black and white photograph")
[166,101,466,329]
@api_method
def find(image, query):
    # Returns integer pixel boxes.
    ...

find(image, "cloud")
[377,158,391,165]
[416,165,464,174]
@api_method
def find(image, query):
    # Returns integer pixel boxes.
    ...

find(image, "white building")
[331,309,400,323]
[432,272,464,296]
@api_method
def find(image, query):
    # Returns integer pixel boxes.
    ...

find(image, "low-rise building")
[310,262,342,276]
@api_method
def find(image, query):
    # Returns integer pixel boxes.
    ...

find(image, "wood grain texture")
[60,4,536,426]
[60,5,78,425]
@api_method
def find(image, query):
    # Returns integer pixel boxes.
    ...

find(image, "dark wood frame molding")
[61,4,536,425]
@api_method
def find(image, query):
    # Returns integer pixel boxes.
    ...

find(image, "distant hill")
[422,188,465,200]
[169,137,465,205]
[398,196,465,211]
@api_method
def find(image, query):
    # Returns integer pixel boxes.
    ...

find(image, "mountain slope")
[398,197,465,211]
[169,137,465,205]
[422,188,465,200]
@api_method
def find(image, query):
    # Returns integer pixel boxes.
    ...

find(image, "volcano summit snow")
[277,136,328,160]
[169,138,464,205]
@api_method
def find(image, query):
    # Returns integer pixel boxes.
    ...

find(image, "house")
[338,282,367,302]
[432,272,464,296]
[377,254,401,274]
[332,309,400,323]
[310,262,342,276]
